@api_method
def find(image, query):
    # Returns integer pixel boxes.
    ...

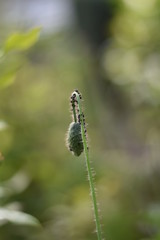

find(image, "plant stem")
[73,91,103,240]
[72,104,77,123]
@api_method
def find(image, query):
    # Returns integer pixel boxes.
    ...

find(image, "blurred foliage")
[0,27,41,234]
[4,28,41,53]
[0,28,41,89]
[0,0,160,240]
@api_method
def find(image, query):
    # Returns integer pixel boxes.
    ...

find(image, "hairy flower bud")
[66,122,84,156]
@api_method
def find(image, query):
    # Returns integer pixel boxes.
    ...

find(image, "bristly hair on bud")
[66,90,88,157]
[66,122,84,156]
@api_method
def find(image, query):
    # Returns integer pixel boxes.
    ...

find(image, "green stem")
[73,91,103,240]
[72,102,77,123]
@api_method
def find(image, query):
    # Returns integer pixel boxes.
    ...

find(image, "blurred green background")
[0,0,160,239]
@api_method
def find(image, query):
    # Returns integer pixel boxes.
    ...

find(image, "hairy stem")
[73,91,103,240]
[72,103,77,123]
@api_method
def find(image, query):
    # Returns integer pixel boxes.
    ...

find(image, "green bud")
[66,122,84,156]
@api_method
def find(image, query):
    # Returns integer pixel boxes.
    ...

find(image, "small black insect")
[74,89,82,99]
[66,122,84,156]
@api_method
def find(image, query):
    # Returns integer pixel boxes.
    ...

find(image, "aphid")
[74,89,82,99]
[66,122,84,156]
[74,89,80,94]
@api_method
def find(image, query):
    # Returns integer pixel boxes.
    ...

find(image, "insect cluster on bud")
[66,90,88,157]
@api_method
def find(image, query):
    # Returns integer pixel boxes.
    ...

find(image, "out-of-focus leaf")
[0,208,40,227]
[0,120,8,131]
[4,28,41,53]
[0,153,4,163]
[0,70,17,89]
[4,171,31,194]
[0,50,4,59]
[0,186,11,198]
[147,204,160,225]
[155,234,160,240]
